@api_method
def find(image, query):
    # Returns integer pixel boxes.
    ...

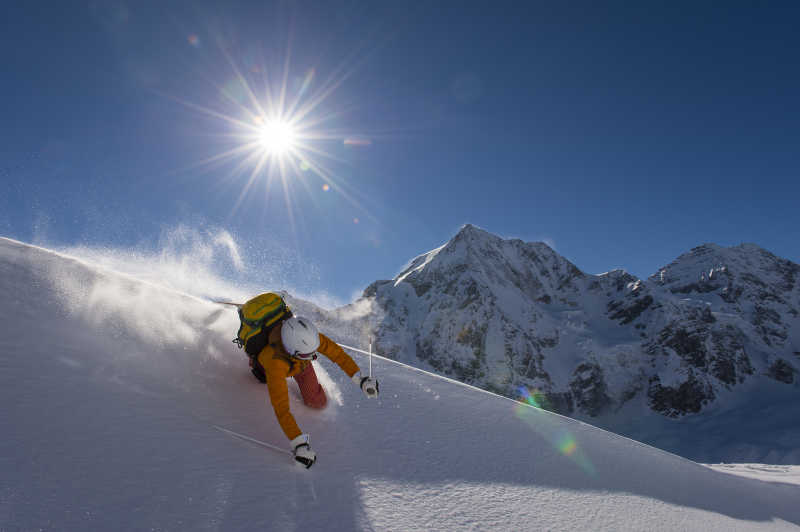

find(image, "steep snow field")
[2,237,800,531]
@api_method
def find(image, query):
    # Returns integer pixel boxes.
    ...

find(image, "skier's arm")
[261,354,303,441]
[317,333,360,377]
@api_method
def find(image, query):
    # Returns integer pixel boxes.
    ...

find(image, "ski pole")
[369,337,373,378]
[213,300,243,308]
[213,425,292,455]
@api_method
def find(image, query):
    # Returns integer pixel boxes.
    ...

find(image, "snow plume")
[57,225,253,302]
[36,225,364,364]
[36,226,273,361]
[314,362,344,407]
[43,245,236,361]
[309,296,385,352]
[343,297,386,344]
[337,296,379,322]
[51,224,340,304]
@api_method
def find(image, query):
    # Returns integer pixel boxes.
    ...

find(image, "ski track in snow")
[704,464,800,486]
[1,236,800,531]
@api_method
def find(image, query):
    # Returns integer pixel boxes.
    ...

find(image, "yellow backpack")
[233,292,292,358]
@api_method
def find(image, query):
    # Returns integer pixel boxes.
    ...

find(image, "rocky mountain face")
[355,225,800,440]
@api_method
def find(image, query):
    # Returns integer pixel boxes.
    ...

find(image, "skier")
[256,315,379,468]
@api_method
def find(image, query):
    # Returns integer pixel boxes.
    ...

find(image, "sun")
[257,119,296,156]
[168,36,377,228]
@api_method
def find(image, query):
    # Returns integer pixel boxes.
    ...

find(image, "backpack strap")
[268,324,298,371]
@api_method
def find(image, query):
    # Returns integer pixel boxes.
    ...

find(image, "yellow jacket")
[257,322,360,440]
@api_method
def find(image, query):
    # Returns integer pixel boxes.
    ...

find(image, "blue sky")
[2,1,799,303]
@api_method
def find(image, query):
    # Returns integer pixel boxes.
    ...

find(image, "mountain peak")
[689,243,724,254]
[458,223,480,233]
[661,242,790,275]
[452,223,493,242]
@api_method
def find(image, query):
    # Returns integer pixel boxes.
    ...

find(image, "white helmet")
[281,317,320,359]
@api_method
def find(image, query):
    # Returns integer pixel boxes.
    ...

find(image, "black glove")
[290,434,316,469]
[352,372,379,399]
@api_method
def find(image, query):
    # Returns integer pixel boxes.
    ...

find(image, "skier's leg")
[293,363,327,408]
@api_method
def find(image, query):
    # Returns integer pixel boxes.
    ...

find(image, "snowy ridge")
[360,225,800,463]
[3,236,800,530]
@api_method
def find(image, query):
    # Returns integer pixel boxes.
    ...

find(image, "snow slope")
[2,236,800,531]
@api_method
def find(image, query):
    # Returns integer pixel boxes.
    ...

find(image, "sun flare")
[170,37,376,229]
[257,119,296,155]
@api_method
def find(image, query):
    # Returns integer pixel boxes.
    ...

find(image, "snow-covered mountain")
[357,225,800,463]
[3,236,800,531]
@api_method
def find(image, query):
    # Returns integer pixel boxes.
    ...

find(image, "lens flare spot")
[517,386,546,409]
[187,34,200,47]
[322,184,330,191]
[344,137,372,147]
[353,218,359,224]
[514,386,596,476]
[558,435,578,456]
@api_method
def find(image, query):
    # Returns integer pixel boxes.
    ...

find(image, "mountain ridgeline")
[358,225,800,426]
